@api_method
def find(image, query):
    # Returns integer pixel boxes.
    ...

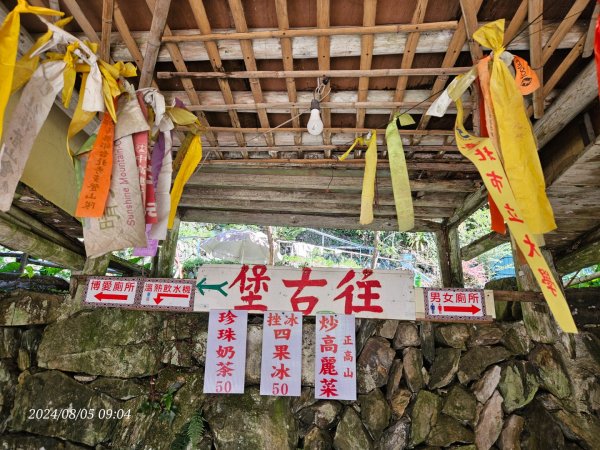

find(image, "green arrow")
[196,278,228,297]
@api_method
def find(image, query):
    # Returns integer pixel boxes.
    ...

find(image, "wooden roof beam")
[200,145,461,154]
[157,67,472,79]
[391,0,428,113]
[180,209,443,232]
[274,0,302,149]
[139,0,171,88]
[542,0,591,64]
[144,0,218,148]
[459,0,484,63]
[161,21,458,42]
[504,0,529,44]
[100,0,114,61]
[461,230,510,260]
[355,0,378,137]
[182,126,459,135]
[62,0,101,44]
[529,0,544,118]
[317,0,332,147]
[228,0,274,148]
[583,2,600,57]
[188,0,246,152]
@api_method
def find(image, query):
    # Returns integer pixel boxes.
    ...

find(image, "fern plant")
[171,409,206,450]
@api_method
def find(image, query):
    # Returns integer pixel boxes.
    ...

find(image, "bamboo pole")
[158,67,472,79]
[160,21,459,43]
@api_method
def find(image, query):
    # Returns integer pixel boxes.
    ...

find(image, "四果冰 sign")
[423,288,492,322]
[195,265,415,320]
[83,277,195,312]
[260,311,302,397]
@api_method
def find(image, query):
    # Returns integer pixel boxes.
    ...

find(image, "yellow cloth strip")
[473,19,556,234]
[0,0,63,143]
[359,131,377,225]
[454,99,576,333]
[386,114,415,231]
[11,15,72,94]
[338,136,364,161]
[168,133,202,228]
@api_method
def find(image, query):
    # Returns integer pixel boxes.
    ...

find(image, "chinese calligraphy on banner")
[204,310,248,394]
[195,265,415,320]
[260,311,302,396]
[315,314,357,401]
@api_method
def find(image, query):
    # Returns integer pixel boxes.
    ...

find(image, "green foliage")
[566,264,600,288]
[139,383,182,425]
[21,266,34,278]
[171,409,206,450]
[0,261,22,273]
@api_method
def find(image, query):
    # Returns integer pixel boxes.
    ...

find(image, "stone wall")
[0,288,599,449]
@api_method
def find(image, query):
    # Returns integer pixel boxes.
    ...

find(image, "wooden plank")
[68,22,585,62]
[185,186,465,207]
[436,226,464,287]
[391,0,428,109]
[355,0,378,132]
[188,172,478,193]
[145,0,218,147]
[534,60,597,148]
[157,67,473,79]
[274,0,302,147]
[529,0,544,118]
[180,209,442,232]
[459,0,484,62]
[446,184,488,228]
[100,0,114,62]
[200,145,461,154]
[583,2,600,57]
[542,0,590,64]
[139,0,171,88]
[317,0,332,146]
[161,21,458,42]
[461,231,511,260]
[113,0,145,72]
[180,199,456,219]
[187,126,458,135]
[228,0,274,147]
[504,0,529,45]
[156,218,179,278]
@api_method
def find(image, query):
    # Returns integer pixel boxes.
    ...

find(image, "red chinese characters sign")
[195,265,415,320]
[315,314,356,401]
[203,309,248,394]
[423,288,489,322]
[260,311,302,397]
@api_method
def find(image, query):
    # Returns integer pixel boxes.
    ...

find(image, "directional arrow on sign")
[94,292,128,302]
[153,292,189,305]
[442,304,481,315]
[196,277,228,297]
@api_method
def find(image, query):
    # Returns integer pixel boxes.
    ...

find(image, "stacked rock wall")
[0,289,599,449]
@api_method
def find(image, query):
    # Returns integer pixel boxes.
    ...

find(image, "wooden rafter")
[100,0,114,62]
[139,0,171,88]
[317,0,332,146]
[228,0,274,147]
[274,0,302,149]
[543,32,586,97]
[529,0,544,118]
[355,0,378,136]
[542,0,591,64]
[143,0,218,148]
[412,0,484,143]
[583,2,600,57]
[62,0,101,44]
[459,0,484,63]
[188,0,246,152]
[391,0,429,112]
[504,0,529,44]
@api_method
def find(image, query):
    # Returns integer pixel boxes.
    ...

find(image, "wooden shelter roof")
[1,0,599,273]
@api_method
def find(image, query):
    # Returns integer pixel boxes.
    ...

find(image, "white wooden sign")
[423,288,490,322]
[85,278,138,306]
[141,280,194,308]
[195,265,415,320]
[315,314,356,401]
[203,310,248,394]
[260,311,302,397]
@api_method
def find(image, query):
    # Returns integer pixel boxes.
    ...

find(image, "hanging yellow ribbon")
[454,99,576,333]
[98,60,137,122]
[473,19,556,234]
[0,0,63,142]
[338,136,365,162]
[386,113,415,231]
[168,133,202,229]
[11,15,72,93]
[359,131,377,225]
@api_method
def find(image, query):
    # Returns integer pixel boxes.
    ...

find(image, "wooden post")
[100,0,114,61]
[436,225,464,287]
[266,226,275,265]
[155,217,181,278]
[370,230,380,269]
[139,0,172,88]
